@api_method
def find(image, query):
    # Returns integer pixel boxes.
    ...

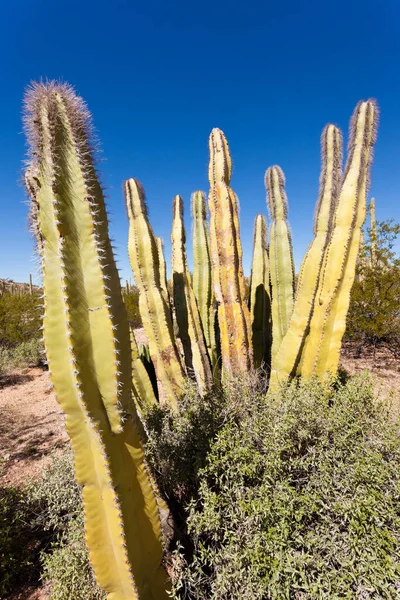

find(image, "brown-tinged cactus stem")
[191,191,218,370]
[265,166,295,359]
[270,125,342,388]
[24,82,169,599]
[125,179,185,408]
[301,100,379,379]
[249,214,271,370]
[208,128,252,375]
[171,195,212,394]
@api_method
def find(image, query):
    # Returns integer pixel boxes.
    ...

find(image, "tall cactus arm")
[265,166,295,359]
[171,195,212,394]
[191,191,217,365]
[208,128,252,375]
[301,100,379,379]
[369,197,377,267]
[24,82,169,600]
[130,329,159,411]
[155,237,170,307]
[125,179,185,408]
[269,125,342,387]
[249,214,271,369]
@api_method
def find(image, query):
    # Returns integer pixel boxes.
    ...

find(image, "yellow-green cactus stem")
[130,329,159,411]
[125,179,185,408]
[208,128,252,375]
[301,100,379,379]
[249,214,271,370]
[369,197,377,267]
[191,191,218,370]
[265,166,295,360]
[24,82,169,600]
[155,237,170,308]
[270,125,342,387]
[171,195,212,394]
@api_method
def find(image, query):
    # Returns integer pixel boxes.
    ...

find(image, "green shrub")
[0,337,45,376]
[123,289,142,328]
[164,374,400,599]
[0,486,42,596]
[0,291,43,347]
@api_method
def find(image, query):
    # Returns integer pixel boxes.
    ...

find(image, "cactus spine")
[269,125,342,387]
[171,195,212,393]
[24,83,168,599]
[265,166,295,359]
[125,179,185,408]
[249,214,271,369]
[191,191,217,368]
[301,100,379,378]
[208,128,252,375]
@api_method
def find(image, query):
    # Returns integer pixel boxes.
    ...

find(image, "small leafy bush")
[0,337,45,376]
[164,374,400,599]
[0,291,43,347]
[123,289,142,328]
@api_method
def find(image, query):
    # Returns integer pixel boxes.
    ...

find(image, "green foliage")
[0,486,42,596]
[0,337,45,376]
[123,288,142,328]
[0,291,43,347]
[168,374,400,599]
[347,217,400,353]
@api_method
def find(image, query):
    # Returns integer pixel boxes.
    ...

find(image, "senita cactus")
[171,195,212,393]
[24,83,169,599]
[265,166,295,359]
[269,125,342,387]
[249,214,271,369]
[208,128,252,375]
[301,100,378,379]
[125,178,185,408]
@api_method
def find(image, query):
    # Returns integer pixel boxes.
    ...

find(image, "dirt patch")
[0,367,68,487]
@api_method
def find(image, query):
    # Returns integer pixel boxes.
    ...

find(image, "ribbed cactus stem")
[249,214,271,370]
[130,329,158,411]
[191,191,217,366]
[155,237,170,307]
[265,166,295,359]
[370,197,377,267]
[208,128,252,375]
[125,179,185,408]
[301,100,379,379]
[24,82,169,599]
[171,195,212,394]
[270,125,342,387]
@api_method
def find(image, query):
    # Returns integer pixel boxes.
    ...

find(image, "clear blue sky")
[1,0,399,285]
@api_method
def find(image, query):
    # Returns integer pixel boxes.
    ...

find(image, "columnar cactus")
[269,125,342,387]
[125,179,185,408]
[301,100,379,379]
[249,214,271,369]
[208,128,252,375]
[24,83,169,599]
[265,166,295,359]
[155,236,170,307]
[370,197,377,267]
[171,195,212,393]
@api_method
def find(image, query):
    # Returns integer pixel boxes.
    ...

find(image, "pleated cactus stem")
[265,166,295,359]
[369,197,377,267]
[191,191,218,369]
[249,214,271,370]
[171,195,212,394]
[208,128,252,375]
[269,124,342,387]
[125,179,185,408]
[24,82,169,599]
[301,99,379,379]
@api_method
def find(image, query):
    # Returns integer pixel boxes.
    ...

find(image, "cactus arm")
[269,125,342,387]
[208,128,252,375]
[130,329,159,410]
[191,191,218,368]
[125,179,185,408]
[171,195,212,394]
[370,197,377,267]
[24,83,168,599]
[300,100,378,379]
[265,166,295,359]
[249,214,271,369]
[155,237,170,307]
